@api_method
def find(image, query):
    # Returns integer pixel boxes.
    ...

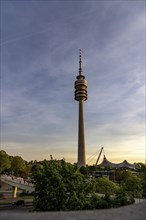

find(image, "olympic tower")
[74,50,88,167]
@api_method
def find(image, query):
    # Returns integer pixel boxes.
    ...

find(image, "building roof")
[99,156,136,170]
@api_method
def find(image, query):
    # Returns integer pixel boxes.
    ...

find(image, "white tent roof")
[99,156,136,170]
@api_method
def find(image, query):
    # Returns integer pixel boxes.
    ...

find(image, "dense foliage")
[1,150,146,211]
[0,151,11,174]
[96,176,119,195]
[11,156,26,175]
[33,159,97,211]
[0,150,32,176]
[32,159,136,211]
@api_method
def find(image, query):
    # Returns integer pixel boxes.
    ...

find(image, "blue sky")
[1,0,145,164]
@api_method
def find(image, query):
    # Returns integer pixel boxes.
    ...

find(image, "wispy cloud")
[1,1,145,163]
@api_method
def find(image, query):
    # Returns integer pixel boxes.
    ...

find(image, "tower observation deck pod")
[74,49,88,167]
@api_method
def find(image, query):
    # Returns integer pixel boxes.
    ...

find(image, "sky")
[1,0,145,164]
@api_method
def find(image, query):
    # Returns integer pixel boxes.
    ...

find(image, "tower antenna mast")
[74,49,88,167]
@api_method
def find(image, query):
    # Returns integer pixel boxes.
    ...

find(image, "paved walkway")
[0,200,145,220]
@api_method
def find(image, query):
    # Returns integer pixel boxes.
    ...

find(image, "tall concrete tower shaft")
[74,50,88,167]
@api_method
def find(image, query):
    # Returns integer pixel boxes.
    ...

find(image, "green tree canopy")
[115,170,132,183]
[33,159,96,211]
[11,156,26,175]
[121,175,143,198]
[0,150,11,174]
[96,176,119,195]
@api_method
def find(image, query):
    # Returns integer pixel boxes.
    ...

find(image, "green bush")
[95,177,119,195]
[32,159,136,211]
[121,175,143,198]
[114,188,135,207]
[33,159,97,211]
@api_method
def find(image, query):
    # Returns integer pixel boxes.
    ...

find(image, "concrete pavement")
[0,200,145,220]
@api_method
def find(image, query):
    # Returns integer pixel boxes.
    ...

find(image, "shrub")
[95,176,119,195]
[32,159,135,211]
[33,159,97,211]
[114,188,134,207]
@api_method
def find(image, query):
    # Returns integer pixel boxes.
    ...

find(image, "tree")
[11,156,26,176]
[135,163,146,198]
[33,160,67,211]
[114,187,135,207]
[33,159,97,211]
[0,150,11,174]
[115,170,132,183]
[79,166,89,176]
[121,175,142,198]
[95,176,119,195]
[25,163,33,177]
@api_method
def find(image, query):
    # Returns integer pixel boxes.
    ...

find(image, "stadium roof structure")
[98,156,136,170]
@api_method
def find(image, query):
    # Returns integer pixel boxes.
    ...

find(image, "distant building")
[92,170,115,178]
[98,155,136,170]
